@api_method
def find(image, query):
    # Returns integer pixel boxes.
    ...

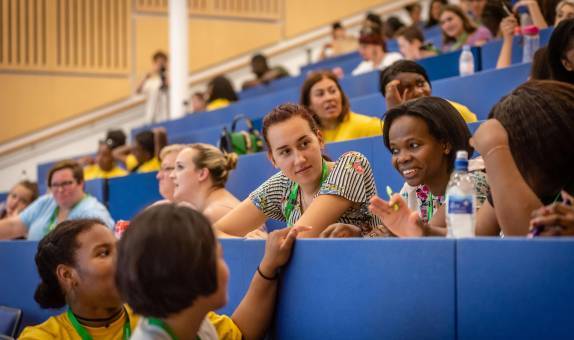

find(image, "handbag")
[219,114,264,155]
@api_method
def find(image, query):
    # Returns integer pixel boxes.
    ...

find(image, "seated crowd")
[2,1,574,339]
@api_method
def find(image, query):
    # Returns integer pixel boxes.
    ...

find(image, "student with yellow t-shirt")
[380,60,478,123]
[300,70,382,143]
[19,219,139,339]
[112,129,166,174]
[83,131,128,181]
[116,204,307,340]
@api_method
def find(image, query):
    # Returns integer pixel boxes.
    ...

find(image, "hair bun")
[225,152,238,171]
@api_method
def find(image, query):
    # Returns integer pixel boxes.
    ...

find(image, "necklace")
[67,307,131,340]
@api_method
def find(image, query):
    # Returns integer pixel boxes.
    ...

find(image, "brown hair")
[262,103,321,150]
[440,5,478,46]
[396,25,425,43]
[186,144,238,188]
[300,71,350,126]
[17,180,39,203]
[47,160,84,188]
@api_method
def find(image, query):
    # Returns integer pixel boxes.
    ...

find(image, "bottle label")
[447,195,474,214]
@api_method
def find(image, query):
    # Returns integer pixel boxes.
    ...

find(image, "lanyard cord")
[47,194,89,232]
[147,317,181,340]
[427,193,434,223]
[67,307,131,340]
[284,161,328,227]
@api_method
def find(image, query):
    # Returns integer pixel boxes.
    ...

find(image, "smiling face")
[308,77,343,125]
[171,148,205,203]
[267,116,324,188]
[50,168,84,209]
[388,115,451,193]
[66,223,122,310]
[95,144,114,172]
[440,10,464,39]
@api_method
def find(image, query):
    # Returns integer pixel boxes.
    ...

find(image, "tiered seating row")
[2,238,573,339]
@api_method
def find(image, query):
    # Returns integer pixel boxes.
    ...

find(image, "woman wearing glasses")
[0,160,114,240]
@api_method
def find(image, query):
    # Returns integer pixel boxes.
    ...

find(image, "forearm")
[0,217,27,240]
[529,4,548,29]
[231,260,278,340]
[484,147,542,235]
[496,37,513,69]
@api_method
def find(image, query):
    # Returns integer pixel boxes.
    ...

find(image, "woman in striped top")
[214,104,381,238]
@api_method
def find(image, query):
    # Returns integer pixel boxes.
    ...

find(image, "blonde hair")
[187,144,238,188]
[159,144,185,161]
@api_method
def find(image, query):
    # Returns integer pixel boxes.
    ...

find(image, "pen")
[386,185,399,211]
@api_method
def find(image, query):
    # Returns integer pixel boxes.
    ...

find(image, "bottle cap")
[456,150,468,160]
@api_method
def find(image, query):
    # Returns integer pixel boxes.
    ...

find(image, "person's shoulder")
[206,312,242,340]
[446,100,477,122]
[335,151,371,167]
[348,112,380,124]
[18,313,69,339]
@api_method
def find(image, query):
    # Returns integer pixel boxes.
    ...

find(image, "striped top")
[249,151,381,235]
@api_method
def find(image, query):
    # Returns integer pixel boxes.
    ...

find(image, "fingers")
[561,190,574,205]
[531,214,574,229]
[319,226,335,238]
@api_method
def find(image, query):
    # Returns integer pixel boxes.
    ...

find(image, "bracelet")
[483,145,510,161]
[257,265,279,281]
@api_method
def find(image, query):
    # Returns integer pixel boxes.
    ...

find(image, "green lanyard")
[283,161,329,227]
[67,307,131,340]
[147,317,183,340]
[427,193,434,223]
[452,31,469,51]
[47,194,89,233]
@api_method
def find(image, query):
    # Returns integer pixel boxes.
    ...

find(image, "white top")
[351,52,403,76]
[130,317,218,340]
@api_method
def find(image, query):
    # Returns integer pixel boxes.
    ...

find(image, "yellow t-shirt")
[207,98,231,111]
[448,100,477,123]
[83,164,128,181]
[207,312,243,339]
[19,306,139,340]
[125,155,161,173]
[323,112,383,143]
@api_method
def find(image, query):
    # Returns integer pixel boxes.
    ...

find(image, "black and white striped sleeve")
[248,171,289,221]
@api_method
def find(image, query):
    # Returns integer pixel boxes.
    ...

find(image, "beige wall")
[284,0,391,38]
[1,0,390,144]
[0,74,130,142]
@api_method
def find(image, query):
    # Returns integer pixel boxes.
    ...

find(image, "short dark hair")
[300,70,350,125]
[34,219,104,309]
[47,160,84,188]
[383,96,473,172]
[332,21,343,30]
[135,130,155,157]
[208,75,238,103]
[379,60,431,97]
[152,51,168,62]
[488,80,574,196]
[396,25,425,44]
[547,18,574,84]
[116,204,218,318]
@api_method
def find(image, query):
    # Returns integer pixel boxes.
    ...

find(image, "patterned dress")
[249,152,381,236]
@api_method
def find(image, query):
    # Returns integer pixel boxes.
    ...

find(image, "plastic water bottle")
[445,151,476,238]
[459,45,474,76]
[522,25,540,63]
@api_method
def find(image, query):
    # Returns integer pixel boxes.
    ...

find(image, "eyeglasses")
[50,180,76,189]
